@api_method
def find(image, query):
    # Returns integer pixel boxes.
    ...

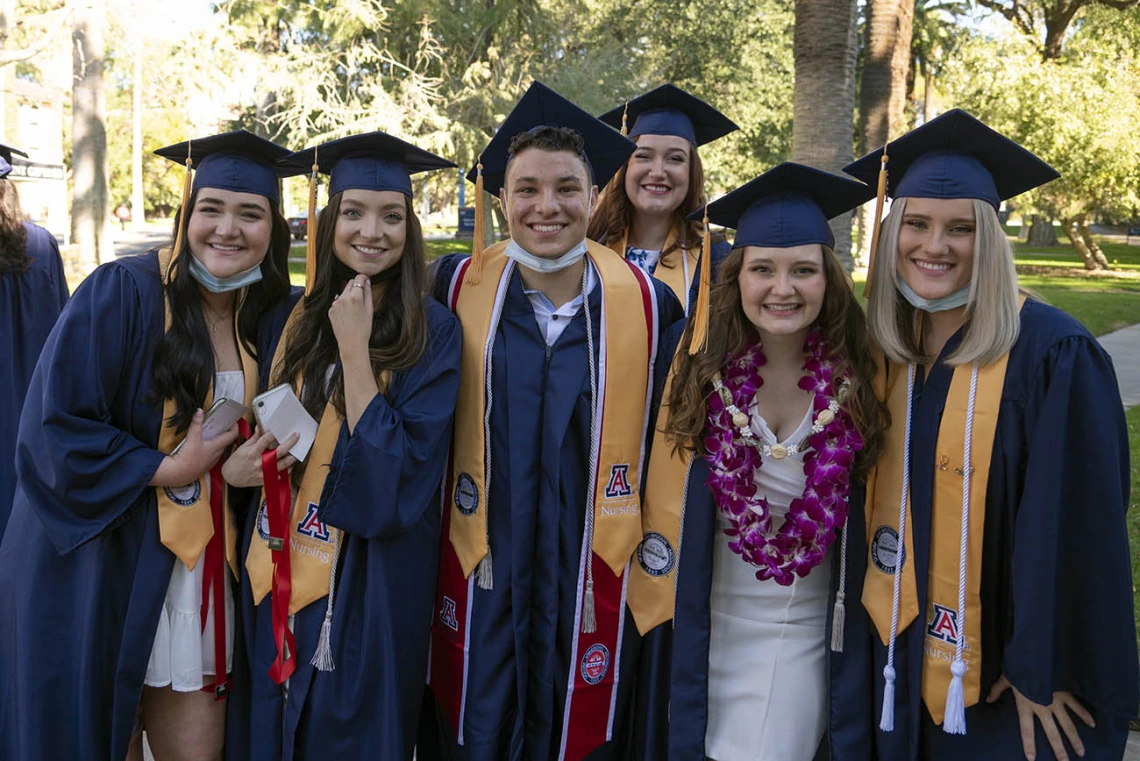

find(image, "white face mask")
[504,238,589,274]
[897,278,970,312]
[187,255,264,293]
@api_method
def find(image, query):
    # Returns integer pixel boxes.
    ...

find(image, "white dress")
[145,370,240,692]
[704,402,831,761]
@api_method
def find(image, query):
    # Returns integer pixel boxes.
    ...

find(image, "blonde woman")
[834,109,1138,761]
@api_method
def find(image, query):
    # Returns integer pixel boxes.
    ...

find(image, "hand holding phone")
[253,384,319,462]
[172,398,248,456]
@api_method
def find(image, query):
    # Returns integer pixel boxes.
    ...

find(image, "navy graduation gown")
[647,238,731,312]
[418,254,683,761]
[830,299,1139,761]
[233,292,461,761]
[0,251,187,761]
[0,222,68,537]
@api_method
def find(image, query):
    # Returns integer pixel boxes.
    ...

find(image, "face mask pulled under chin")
[504,238,589,274]
[187,254,264,293]
[896,277,971,312]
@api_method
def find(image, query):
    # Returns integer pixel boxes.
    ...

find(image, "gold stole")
[154,247,256,576]
[606,226,697,312]
[245,298,390,613]
[627,347,690,634]
[447,240,650,579]
[862,304,1021,723]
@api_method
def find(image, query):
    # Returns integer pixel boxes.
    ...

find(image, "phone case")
[201,399,249,441]
[253,384,319,462]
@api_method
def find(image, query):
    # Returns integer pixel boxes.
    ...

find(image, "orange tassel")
[168,144,193,283]
[688,205,712,355]
[862,147,890,299]
[620,102,629,137]
[305,145,319,296]
[465,159,485,286]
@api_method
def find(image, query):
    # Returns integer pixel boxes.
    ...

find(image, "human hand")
[153,408,240,488]
[987,674,1095,761]
[221,427,299,488]
[329,274,373,358]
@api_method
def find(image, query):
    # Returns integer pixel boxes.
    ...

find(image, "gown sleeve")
[1001,334,1138,720]
[318,304,462,538]
[16,262,167,555]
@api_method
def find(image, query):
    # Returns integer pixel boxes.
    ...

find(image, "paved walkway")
[1098,322,1140,410]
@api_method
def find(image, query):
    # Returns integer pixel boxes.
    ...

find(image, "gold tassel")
[305,145,320,296]
[620,102,629,137]
[688,204,712,355]
[465,158,485,285]
[862,147,890,299]
[167,145,194,284]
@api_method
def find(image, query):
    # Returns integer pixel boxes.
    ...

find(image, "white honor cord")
[581,260,600,633]
[880,361,916,732]
[681,247,691,315]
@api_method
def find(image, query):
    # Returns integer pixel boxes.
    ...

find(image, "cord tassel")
[620,102,629,136]
[168,144,193,282]
[475,549,494,591]
[831,516,851,652]
[304,145,320,296]
[862,148,890,298]
[311,613,335,672]
[688,204,712,354]
[582,579,597,634]
[465,159,485,285]
[880,665,897,731]
[943,660,968,734]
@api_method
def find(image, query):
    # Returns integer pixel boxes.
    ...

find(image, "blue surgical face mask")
[504,238,589,274]
[897,278,970,312]
[187,254,264,293]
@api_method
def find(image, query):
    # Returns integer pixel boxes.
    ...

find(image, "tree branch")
[0,3,73,67]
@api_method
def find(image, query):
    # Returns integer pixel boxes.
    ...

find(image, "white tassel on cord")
[310,528,343,672]
[475,551,494,591]
[942,365,979,735]
[881,362,916,733]
[831,517,850,652]
[583,579,597,634]
[580,259,599,636]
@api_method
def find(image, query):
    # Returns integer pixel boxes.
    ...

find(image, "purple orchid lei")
[703,329,864,585]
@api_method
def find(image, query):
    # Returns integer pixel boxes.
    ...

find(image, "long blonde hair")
[867,197,1021,367]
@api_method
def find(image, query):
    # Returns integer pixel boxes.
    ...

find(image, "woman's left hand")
[329,274,373,357]
[987,674,1095,761]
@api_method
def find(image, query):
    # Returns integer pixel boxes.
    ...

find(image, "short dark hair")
[504,126,594,187]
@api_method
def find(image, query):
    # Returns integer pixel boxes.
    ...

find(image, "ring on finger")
[353,282,365,288]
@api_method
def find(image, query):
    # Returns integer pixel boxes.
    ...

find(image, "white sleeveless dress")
[704,402,831,761]
[145,370,240,692]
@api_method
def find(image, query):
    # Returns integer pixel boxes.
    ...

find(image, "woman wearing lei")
[626,163,887,760]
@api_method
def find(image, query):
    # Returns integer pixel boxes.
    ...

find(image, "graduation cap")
[598,84,738,147]
[155,130,291,280]
[279,131,456,294]
[843,109,1059,295]
[464,81,635,284]
[681,163,874,353]
[0,142,28,180]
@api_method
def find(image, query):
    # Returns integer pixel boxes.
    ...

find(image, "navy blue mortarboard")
[843,108,1059,211]
[0,143,28,179]
[155,129,290,204]
[691,162,874,249]
[279,131,455,294]
[598,84,738,147]
[279,131,455,198]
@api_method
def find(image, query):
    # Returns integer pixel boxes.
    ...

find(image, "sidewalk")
[1097,322,1140,410]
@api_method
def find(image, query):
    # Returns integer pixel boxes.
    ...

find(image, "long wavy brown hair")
[587,139,711,266]
[664,245,887,482]
[0,180,29,274]
[272,190,428,486]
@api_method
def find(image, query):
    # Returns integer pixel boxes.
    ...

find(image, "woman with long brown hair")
[0,142,68,537]
[221,132,461,761]
[627,164,886,760]
[590,85,737,314]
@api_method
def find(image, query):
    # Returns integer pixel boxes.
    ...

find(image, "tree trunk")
[130,14,144,226]
[482,191,499,247]
[855,0,914,267]
[792,0,859,271]
[1063,217,1104,270]
[71,0,111,272]
[1078,220,1111,269]
[1027,214,1058,246]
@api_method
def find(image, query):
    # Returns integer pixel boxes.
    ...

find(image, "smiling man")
[418,82,683,761]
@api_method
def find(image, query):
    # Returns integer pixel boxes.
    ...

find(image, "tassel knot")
[475,550,494,591]
[942,659,968,735]
[581,579,597,634]
[880,664,897,731]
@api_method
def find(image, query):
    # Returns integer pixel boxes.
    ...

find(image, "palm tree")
[791,0,859,271]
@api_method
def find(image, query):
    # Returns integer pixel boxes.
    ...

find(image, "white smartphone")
[253,384,319,462]
[172,398,248,455]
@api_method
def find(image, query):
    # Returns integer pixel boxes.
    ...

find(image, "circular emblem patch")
[256,499,271,541]
[163,482,201,508]
[580,643,610,685]
[637,532,675,577]
[871,525,905,574]
[455,472,479,516]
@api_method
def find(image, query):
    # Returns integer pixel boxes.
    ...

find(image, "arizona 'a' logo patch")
[439,596,459,632]
[926,603,960,645]
[605,463,633,499]
[296,502,331,542]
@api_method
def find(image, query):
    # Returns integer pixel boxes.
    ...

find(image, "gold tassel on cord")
[862,147,890,299]
[305,145,320,296]
[688,204,712,355]
[465,158,485,285]
[620,102,629,137]
[167,145,194,284]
